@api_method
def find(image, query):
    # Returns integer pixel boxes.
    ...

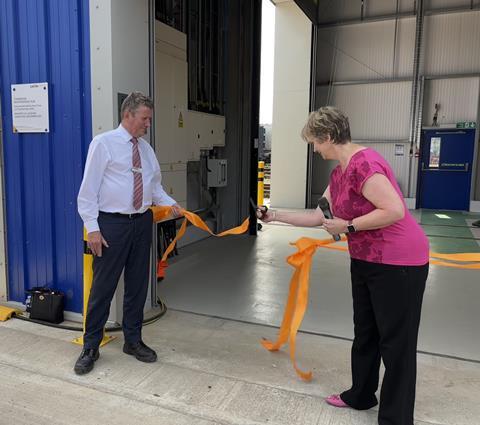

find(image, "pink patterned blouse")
[329,148,429,266]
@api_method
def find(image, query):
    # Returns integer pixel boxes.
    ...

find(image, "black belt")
[99,210,149,219]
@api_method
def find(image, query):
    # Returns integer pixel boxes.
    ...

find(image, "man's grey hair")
[120,91,154,117]
[301,106,351,145]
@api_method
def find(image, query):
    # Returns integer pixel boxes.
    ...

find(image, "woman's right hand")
[257,208,276,223]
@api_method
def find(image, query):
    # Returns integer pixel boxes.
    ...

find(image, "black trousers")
[340,258,428,425]
[83,210,153,349]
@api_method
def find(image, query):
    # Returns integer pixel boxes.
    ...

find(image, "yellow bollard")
[73,229,115,346]
[257,161,265,206]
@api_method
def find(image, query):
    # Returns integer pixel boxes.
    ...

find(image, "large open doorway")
[151,0,262,313]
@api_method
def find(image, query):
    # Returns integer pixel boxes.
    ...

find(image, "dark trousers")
[341,259,428,425]
[83,210,153,349]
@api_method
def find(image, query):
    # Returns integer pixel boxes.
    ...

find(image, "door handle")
[422,162,469,172]
[221,163,226,183]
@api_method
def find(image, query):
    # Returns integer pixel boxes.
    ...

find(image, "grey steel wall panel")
[317,0,416,24]
[426,0,477,10]
[316,18,415,83]
[423,77,480,125]
[325,82,412,140]
[424,11,480,75]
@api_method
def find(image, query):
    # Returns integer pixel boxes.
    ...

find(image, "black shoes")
[123,340,157,363]
[74,341,156,375]
[74,348,99,375]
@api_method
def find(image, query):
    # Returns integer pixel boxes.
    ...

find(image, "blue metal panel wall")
[0,0,91,312]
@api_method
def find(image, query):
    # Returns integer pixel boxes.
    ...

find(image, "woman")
[258,107,429,425]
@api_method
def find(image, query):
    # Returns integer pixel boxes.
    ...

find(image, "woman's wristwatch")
[346,220,356,233]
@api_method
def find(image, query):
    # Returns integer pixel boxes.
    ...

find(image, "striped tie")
[131,137,143,210]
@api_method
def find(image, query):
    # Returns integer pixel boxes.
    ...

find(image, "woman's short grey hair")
[301,106,351,145]
[120,91,154,117]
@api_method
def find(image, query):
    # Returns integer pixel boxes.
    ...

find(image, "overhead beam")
[316,5,480,29]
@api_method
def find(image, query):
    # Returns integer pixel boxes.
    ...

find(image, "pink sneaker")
[325,394,350,408]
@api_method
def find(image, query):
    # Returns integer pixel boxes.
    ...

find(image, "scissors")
[250,198,268,220]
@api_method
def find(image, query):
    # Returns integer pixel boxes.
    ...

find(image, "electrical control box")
[188,111,226,160]
[207,159,227,187]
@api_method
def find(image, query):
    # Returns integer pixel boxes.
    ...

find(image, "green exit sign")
[456,121,476,129]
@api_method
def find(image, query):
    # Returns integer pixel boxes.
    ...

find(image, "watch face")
[348,225,356,233]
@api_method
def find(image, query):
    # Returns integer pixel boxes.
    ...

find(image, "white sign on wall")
[11,83,49,133]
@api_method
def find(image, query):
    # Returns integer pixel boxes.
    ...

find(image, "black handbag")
[26,287,65,324]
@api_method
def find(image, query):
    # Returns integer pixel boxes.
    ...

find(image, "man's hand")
[170,203,184,218]
[87,231,109,257]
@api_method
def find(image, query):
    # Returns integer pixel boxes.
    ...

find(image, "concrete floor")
[1,209,479,424]
[160,214,480,362]
[1,310,479,425]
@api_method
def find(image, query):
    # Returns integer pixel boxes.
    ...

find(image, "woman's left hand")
[323,218,348,235]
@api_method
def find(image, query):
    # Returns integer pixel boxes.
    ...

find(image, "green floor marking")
[419,210,480,254]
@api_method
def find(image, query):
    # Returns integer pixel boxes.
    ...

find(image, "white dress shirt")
[78,124,176,233]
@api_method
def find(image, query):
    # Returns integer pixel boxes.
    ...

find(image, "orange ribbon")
[150,206,250,270]
[429,252,480,269]
[320,244,480,270]
[261,236,348,381]
[262,236,480,381]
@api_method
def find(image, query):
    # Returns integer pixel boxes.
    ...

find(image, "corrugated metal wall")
[322,82,412,140]
[0,0,91,312]
[427,0,479,10]
[315,0,478,23]
[424,12,480,75]
[423,77,480,125]
[310,1,480,206]
[0,106,6,301]
[317,0,416,24]
[316,19,415,82]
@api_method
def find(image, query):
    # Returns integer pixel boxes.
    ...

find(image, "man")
[75,91,182,375]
